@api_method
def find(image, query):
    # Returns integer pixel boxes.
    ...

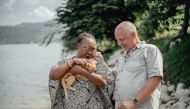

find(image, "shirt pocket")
[126,57,147,72]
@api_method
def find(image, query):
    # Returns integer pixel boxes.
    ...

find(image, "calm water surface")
[0,43,63,109]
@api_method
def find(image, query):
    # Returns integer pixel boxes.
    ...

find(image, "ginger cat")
[61,58,97,97]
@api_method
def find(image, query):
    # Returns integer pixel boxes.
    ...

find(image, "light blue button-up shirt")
[114,41,163,109]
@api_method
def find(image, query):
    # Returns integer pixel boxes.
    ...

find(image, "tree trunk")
[179,0,190,37]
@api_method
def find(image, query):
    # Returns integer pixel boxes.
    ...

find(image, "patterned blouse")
[49,57,115,109]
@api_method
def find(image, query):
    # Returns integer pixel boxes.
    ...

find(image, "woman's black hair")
[75,32,96,46]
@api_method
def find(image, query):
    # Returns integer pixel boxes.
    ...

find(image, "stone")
[168,85,175,92]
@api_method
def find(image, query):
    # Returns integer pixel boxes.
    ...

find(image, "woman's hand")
[93,51,103,60]
[69,65,83,76]
[69,65,107,86]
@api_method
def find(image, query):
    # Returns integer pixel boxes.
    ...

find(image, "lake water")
[0,43,63,109]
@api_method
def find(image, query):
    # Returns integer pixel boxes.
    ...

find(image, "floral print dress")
[49,57,115,109]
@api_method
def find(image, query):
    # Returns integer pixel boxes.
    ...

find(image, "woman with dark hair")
[49,32,115,109]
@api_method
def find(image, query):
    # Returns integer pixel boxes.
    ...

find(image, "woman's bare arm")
[49,61,72,80]
[70,65,107,87]
[49,58,95,80]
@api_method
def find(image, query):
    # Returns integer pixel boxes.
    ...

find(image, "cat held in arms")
[61,58,97,98]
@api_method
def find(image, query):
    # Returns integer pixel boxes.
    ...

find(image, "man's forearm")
[135,76,162,105]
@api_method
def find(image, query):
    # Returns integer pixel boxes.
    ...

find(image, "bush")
[148,33,190,87]
[164,35,190,87]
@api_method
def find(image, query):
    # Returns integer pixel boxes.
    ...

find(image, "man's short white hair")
[115,21,137,37]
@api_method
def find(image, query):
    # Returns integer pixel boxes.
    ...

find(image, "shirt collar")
[136,41,145,49]
[123,41,145,56]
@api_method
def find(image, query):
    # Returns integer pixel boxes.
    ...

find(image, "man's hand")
[118,100,137,109]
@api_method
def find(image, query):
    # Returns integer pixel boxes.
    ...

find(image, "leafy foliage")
[139,0,184,38]
[56,0,147,50]
[164,34,190,87]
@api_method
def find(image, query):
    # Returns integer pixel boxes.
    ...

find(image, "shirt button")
[115,88,118,91]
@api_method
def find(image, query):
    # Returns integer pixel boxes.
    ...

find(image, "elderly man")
[114,21,163,109]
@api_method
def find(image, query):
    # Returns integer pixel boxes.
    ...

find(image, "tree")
[56,0,147,50]
[138,0,189,38]
[56,0,189,51]
[179,0,190,37]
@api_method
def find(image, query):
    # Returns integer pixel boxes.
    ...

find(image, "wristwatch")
[132,97,140,105]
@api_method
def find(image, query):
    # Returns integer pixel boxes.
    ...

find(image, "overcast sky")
[0,0,63,26]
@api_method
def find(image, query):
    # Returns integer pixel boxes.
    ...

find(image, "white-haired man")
[114,21,163,109]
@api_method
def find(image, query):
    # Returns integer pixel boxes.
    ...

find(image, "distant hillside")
[0,20,65,44]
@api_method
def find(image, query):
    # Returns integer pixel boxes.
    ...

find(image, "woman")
[49,32,115,109]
